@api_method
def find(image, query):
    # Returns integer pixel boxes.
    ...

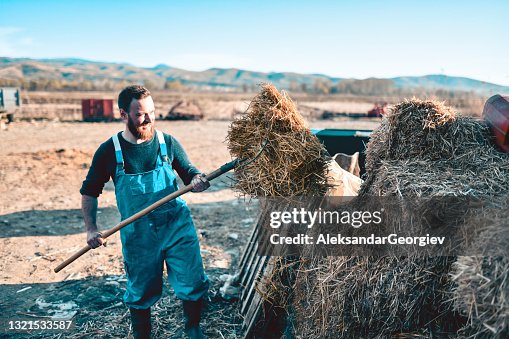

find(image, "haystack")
[358,99,509,336]
[291,99,509,337]
[166,100,203,120]
[361,99,509,197]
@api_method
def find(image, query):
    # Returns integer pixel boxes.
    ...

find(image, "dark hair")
[118,85,151,113]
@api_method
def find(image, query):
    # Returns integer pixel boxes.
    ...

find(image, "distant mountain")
[0,57,508,94]
[391,74,507,93]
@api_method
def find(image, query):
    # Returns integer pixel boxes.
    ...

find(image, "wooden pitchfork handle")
[54,158,241,273]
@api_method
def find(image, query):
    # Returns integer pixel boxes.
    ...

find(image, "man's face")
[124,96,155,140]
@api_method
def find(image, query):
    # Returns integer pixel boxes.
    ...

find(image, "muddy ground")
[0,117,379,338]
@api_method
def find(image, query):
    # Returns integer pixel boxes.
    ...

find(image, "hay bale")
[291,98,509,337]
[227,83,330,197]
[357,99,509,335]
[166,100,203,120]
[361,98,509,197]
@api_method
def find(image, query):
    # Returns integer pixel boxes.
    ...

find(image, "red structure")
[82,99,114,121]
[367,102,387,117]
[483,94,509,153]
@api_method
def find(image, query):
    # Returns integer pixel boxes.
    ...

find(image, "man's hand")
[87,230,107,249]
[191,173,210,193]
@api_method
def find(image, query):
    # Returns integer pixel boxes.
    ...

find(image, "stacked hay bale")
[292,99,509,337]
[362,98,509,336]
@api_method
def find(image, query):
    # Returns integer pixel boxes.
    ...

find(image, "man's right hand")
[87,230,107,249]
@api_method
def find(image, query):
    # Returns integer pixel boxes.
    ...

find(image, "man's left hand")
[191,173,210,192]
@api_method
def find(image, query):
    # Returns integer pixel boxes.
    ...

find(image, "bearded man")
[80,85,209,339]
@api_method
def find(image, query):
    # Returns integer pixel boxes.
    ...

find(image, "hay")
[291,98,509,337]
[451,200,509,337]
[226,84,332,336]
[227,83,330,197]
[231,95,509,337]
[293,256,461,338]
[356,98,509,337]
[452,256,509,338]
[361,98,509,197]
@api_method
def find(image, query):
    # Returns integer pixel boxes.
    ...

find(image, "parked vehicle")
[0,87,21,124]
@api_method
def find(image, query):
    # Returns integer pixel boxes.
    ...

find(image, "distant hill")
[390,74,508,94]
[1,57,508,94]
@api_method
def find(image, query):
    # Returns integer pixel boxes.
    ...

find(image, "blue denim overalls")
[112,131,209,309]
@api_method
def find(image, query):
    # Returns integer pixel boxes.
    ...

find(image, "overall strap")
[112,133,125,174]
[156,130,170,163]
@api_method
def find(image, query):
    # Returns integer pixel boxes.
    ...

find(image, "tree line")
[0,77,486,103]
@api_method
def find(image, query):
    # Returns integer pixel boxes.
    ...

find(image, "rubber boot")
[129,307,151,339]
[183,299,205,339]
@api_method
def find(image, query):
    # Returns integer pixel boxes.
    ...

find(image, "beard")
[127,116,154,140]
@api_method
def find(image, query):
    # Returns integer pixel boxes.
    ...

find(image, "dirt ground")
[0,117,380,338]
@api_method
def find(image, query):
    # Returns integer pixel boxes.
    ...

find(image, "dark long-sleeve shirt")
[80,131,201,197]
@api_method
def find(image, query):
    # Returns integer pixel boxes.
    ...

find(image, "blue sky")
[1,0,508,85]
